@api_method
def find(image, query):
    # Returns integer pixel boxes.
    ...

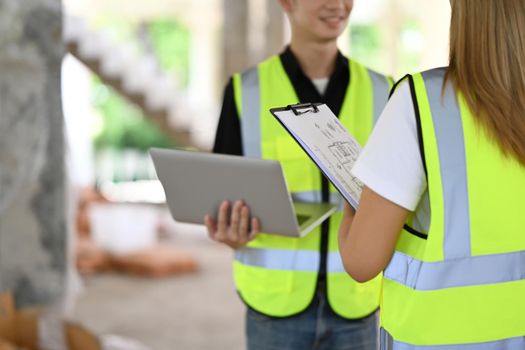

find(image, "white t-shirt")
[312,78,329,96]
[351,82,427,211]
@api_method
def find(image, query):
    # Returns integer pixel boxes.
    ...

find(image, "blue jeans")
[246,287,378,350]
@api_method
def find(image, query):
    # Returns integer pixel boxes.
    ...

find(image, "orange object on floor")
[66,323,102,350]
[76,187,108,239]
[0,293,15,346]
[111,245,199,277]
[0,292,101,350]
[75,238,113,275]
[76,237,199,277]
[0,338,15,350]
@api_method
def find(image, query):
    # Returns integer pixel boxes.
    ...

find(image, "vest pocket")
[275,137,317,192]
[234,261,293,292]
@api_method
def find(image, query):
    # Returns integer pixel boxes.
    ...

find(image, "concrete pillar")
[187,12,222,150]
[264,0,286,58]
[0,0,66,307]
[222,0,286,85]
[222,0,248,85]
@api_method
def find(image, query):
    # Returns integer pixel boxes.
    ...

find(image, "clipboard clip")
[286,103,319,116]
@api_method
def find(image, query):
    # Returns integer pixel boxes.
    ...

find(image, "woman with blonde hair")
[338,0,525,348]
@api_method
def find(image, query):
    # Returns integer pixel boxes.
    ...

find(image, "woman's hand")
[204,200,260,249]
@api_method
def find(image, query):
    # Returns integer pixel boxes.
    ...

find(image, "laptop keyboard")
[296,214,311,226]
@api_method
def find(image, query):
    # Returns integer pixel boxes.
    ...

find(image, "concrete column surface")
[0,0,66,307]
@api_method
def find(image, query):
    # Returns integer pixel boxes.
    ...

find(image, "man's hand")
[204,200,260,249]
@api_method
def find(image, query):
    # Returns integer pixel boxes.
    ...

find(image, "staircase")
[63,16,199,150]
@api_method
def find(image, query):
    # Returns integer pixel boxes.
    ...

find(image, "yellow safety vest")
[381,68,525,348]
[232,55,391,318]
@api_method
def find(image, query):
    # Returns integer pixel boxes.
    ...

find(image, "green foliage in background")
[350,19,423,78]
[350,24,382,71]
[148,20,190,87]
[91,78,176,151]
[398,19,423,75]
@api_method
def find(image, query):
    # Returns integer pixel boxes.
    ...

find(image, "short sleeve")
[351,82,427,211]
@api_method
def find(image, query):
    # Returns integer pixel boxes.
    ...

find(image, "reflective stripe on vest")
[385,250,525,291]
[235,248,346,273]
[380,329,525,350]
[292,191,344,209]
[240,67,262,158]
[424,69,471,259]
[369,69,391,124]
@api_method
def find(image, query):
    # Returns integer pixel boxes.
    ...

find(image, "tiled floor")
[72,219,245,350]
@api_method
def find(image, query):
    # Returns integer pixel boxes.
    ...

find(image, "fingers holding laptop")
[204,200,260,249]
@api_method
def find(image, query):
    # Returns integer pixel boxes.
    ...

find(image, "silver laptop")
[150,148,337,237]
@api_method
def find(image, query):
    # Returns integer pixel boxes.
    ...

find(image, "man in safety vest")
[205,1,391,349]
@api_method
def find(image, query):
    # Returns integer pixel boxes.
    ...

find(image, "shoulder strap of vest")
[349,59,393,125]
[407,74,428,180]
[386,73,428,179]
[388,74,410,99]
[392,73,430,239]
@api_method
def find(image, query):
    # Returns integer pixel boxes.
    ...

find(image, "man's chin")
[317,29,345,42]
[312,34,342,44]
[321,23,347,36]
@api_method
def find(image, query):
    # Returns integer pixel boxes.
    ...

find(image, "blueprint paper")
[273,104,363,209]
